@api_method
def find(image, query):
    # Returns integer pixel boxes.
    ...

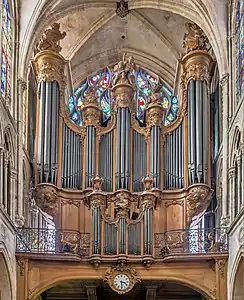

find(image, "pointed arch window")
[68,67,179,127]
[236,0,244,100]
[0,0,12,104]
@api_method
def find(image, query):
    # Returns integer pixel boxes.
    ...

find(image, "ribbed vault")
[19,0,228,82]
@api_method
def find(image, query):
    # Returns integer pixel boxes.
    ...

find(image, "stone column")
[10,169,17,221]
[0,147,4,207]
[220,74,230,227]
[237,155,242,212]
[16,78,27,226]
[228,167,235,222]
[241,143,244,209]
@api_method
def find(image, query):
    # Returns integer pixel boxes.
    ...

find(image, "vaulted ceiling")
[19,0,229,86]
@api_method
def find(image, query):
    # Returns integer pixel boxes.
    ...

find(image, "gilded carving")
[61,199,80,207]
[92,176,103,191]
[17,258,26,276]
[165,200,184,208]
[37,23,66,53]
[112,53,135,86]
[183,23,209,54]
[142,175,153,191]
[114,191,131,218]
[34,184,58,218]
[59,231,80,254]
[186,184,213,225]
[146,102,165,129]
[103,262,140,294]
[216,258,227,278]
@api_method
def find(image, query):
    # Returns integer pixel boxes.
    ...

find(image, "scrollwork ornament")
[216,258,227,278]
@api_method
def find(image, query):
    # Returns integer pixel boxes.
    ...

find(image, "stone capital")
[228,167,235,178]
[220,73,229,87]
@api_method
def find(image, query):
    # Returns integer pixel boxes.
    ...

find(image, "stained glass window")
[236,0,244,100]
[68,67,179,127]
[0,0,12,102]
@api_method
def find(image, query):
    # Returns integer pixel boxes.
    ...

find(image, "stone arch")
[230,126,242,166]
[3,126,16,169]
[0,247,14,300]
[29,274,214,300]
[19,0,228,79]
[231,253,244,300]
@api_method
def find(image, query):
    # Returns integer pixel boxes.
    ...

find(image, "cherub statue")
[38,23,66,53]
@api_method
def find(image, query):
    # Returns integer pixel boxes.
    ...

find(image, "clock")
[104,262,140,294]
[113,274,130,291]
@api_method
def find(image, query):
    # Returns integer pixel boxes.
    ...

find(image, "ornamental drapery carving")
[34,184,58,218]
[186,184,213,225]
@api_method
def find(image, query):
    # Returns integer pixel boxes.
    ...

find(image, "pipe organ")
[32,22,215,265]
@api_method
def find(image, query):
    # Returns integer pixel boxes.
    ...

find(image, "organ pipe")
[61,123,82,189]
[99,132,113,192]
[115,108,131,189]
[164,123,184,189]
[37,81,59,185]
[187,80,209,185]
[85,126,96,188]
[132,130,147,192]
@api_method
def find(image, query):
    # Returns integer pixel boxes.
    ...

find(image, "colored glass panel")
[68,67,179,127]
[237,0,244,99]
[1,0,11,101]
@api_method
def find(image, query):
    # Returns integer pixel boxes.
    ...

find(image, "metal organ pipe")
[61,123,82,189]
[150,126,160,188]
[187,80,209,185]
[99,132,113,192]
[85,126,96,188]
[132,130,147,192]
[116,108,131,190]
[164,123,184,189]
[37,81,59,185]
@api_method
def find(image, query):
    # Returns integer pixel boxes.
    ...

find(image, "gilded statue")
[183,23,209,53]
[112,53,136,86]
[37,23,66,53]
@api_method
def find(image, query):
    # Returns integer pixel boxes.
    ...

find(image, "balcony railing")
[16,228,228,258]
[16,228,90,256]
[155,228,228,257]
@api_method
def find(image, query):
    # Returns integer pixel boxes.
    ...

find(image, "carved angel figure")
[112,53,136,86]
[38,23,66,53]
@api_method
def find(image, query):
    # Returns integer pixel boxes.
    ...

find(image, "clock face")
[113,274,130,291]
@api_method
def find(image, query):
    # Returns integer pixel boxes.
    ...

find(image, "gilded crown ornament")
[37,23,66,53]
[116,0,129,18]
[104,262,140,294]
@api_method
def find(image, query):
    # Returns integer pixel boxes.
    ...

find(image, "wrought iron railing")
[154,228,228,257]
[16,228,90,256]
[16,228,228,258]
